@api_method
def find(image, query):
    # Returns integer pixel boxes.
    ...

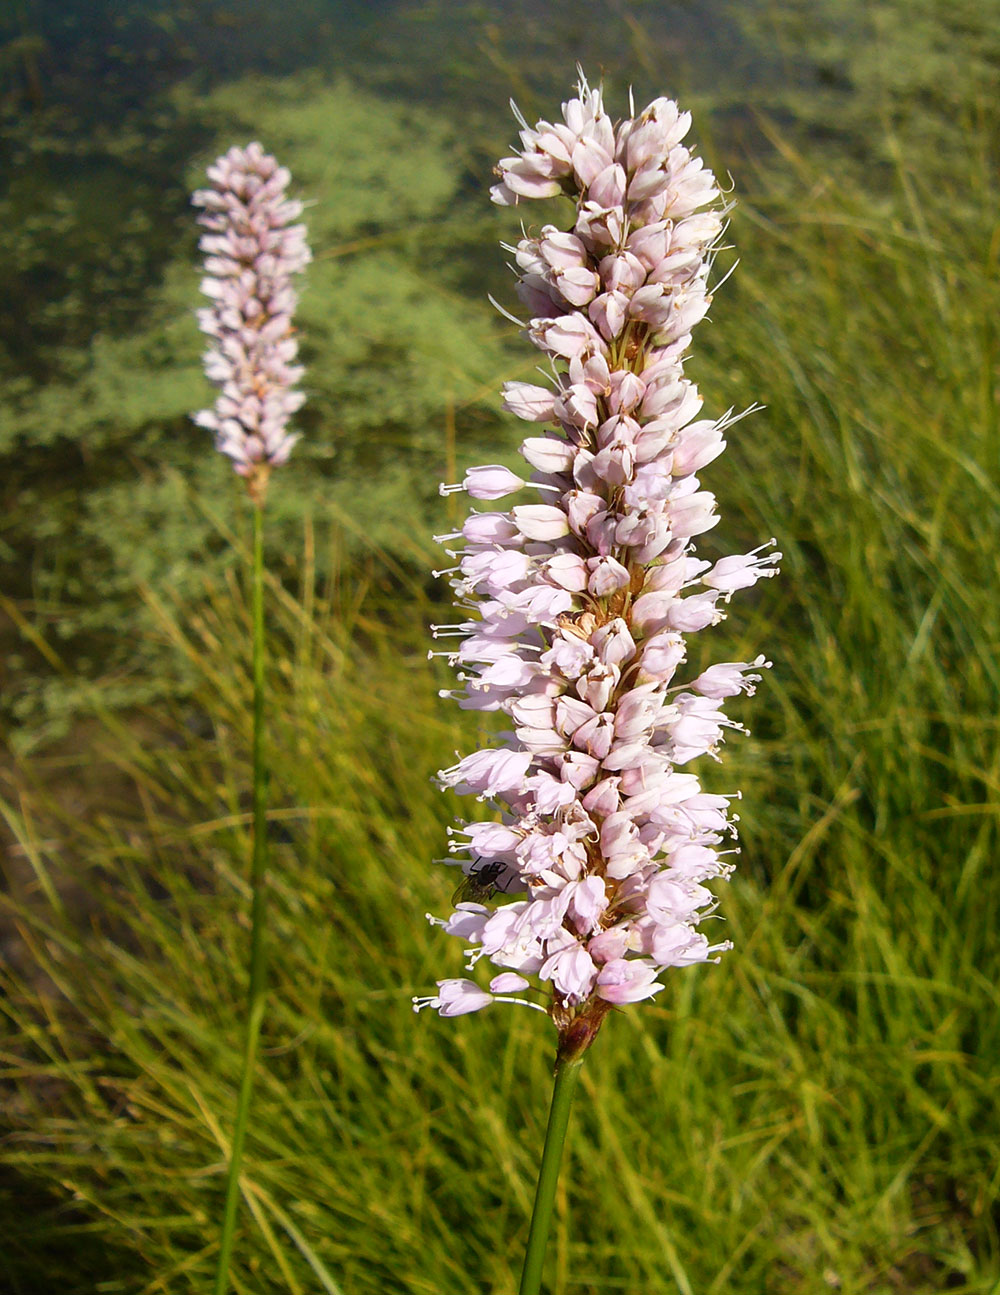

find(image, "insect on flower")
[452,859,508,905]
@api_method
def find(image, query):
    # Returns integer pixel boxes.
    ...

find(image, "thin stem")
[518,1054,584,1295]
[213,500,270,1295]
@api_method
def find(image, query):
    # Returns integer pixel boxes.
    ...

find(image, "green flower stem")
[213,500,270,1295]
[518,1054,584,1295]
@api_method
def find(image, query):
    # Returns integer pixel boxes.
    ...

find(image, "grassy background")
[2,1,999,1292]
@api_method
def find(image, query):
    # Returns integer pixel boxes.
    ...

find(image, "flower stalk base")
[519,1053,585,1295]
[213,501,270,1295]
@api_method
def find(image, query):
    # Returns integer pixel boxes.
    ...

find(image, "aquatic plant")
[417,72,778,1293]
[193,142,311,1295]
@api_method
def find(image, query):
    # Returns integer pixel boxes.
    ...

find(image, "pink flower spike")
[419,74,778,1057]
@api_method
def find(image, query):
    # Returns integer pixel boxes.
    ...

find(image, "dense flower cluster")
[414,76,778,1046]
[192,142,311,496]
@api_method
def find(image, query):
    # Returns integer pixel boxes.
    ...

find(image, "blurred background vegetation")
[1,1,998,1292]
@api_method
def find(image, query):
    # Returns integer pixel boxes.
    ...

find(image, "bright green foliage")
[730,0,1000,176]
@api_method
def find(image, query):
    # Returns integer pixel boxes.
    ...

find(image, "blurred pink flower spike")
[192,142,311,503]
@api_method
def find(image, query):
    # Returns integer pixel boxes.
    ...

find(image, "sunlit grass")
[2,115,999,1295]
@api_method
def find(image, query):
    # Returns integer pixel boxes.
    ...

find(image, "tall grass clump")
[2,106,999,1295]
